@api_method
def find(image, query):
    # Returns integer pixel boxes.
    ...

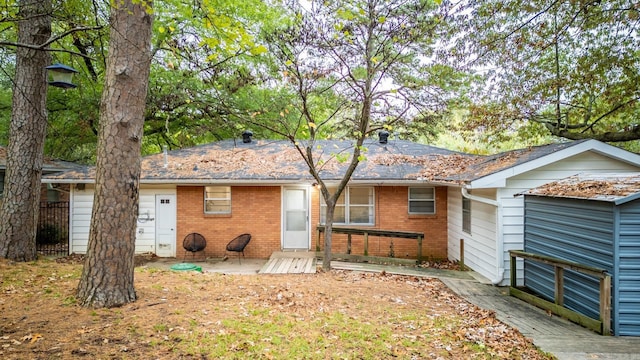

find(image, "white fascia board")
[41,179,93,184]
[346,179,446,186]
[140,179,307,186]
[42,178,443,187]
[468,139,640,189]
[588,140,640,166]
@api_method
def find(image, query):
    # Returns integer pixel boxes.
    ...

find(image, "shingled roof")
[0,145,84,173]
[43,138,474,183]
[434,140,591,183]
[522,172,640,204]
[43,138,636,186]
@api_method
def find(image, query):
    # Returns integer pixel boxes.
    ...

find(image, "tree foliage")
[232,0,459,269]
[442,0,640,146]
[0,0,281,163]
[141,0,279,153]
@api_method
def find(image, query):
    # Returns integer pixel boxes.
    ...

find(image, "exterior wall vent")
[378,130,390,144]
[242,130,253,143]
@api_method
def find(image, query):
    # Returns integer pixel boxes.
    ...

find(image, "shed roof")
[522,172,640,205]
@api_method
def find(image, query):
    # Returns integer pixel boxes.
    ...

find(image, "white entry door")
[282,187,310,250]
[155,195,176,257]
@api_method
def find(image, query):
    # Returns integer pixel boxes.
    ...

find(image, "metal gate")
[37,201,69,256]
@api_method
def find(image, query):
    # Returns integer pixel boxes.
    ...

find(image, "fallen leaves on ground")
[0,258,553,359]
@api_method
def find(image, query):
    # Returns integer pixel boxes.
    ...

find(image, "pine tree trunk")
[0,0,52,261]
[77,0,153,308]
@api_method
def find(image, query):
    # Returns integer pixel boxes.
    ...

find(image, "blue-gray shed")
[522,173,640,336]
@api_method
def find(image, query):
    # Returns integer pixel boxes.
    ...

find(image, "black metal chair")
[182,232,206,261]
[224,233,251,264]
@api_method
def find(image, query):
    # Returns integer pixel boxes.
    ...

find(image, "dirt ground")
[0,256,554,359]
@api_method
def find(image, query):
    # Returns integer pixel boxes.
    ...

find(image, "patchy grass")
[0,259,554,359]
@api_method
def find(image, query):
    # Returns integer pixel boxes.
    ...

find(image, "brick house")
[42,137,640,284]
[43,135,463,261]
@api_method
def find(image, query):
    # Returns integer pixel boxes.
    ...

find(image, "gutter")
[461,186,505,285]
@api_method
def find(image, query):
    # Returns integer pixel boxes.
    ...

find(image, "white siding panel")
[134,190,158,254]
[502,215,522,226]
[447,189,464,260]
[69,185,176,255]
[447,186,498,283]
[70,186,94,255]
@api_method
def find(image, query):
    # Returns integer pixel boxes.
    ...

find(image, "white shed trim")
[469,140,640,189]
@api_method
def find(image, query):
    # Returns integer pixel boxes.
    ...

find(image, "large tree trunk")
[77,0,153,308]
[0,0,52,261]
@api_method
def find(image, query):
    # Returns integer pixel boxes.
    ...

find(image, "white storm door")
[282,187,310,250]
[155,195,176,257]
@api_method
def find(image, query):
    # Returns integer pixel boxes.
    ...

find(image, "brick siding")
[176,185,448,260]
[176,186,281,259]
[312,186,448,260]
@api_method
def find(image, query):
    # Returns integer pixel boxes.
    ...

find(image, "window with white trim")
[408,187,435,214]
[462,195,471,233]
[204,186,231,214]
[320,186,374,225]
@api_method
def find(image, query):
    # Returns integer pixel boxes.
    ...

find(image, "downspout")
[461,186,505,285]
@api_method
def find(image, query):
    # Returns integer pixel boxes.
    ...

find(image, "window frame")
[462,195,471,234]
[204,186,231,214]
[408,187,436,215]
[320,186,375,226]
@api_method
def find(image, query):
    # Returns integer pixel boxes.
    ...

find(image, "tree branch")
[41,26,104,48]
[0,26,103,59]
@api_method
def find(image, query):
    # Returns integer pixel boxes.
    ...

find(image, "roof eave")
[468,140,640,189]
[614,192,640,205]
[42,178,452,186]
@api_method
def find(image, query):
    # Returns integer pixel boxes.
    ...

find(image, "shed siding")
[69,185,176,255]
[496,151,638,285]
[524,196,616,331]
[617,202,640,335]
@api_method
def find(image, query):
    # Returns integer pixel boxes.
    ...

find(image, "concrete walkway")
[331,262,640,360]
[440,277,640,360]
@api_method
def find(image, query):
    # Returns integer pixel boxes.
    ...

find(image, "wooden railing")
[509,250,611,335]
[316,225,424,263]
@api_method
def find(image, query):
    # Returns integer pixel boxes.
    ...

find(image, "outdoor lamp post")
[45,63,78,89]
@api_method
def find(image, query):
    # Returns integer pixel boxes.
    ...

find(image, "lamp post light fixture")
[45,63,78,89]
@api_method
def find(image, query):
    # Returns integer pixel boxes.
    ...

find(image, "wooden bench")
[316,225,424,263]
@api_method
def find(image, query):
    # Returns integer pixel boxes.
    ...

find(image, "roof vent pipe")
[163,145,168,168]
[242,130,253,143]
[378,130,390,144]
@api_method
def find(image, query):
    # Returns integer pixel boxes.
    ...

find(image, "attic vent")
[242,130,253,143]
[378,130,390,144]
